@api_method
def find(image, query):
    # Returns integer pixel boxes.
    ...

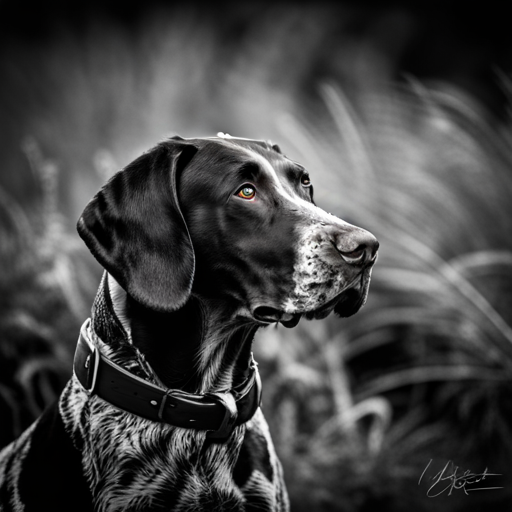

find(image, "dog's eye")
[301,174,311,187]
[237,186,256,200]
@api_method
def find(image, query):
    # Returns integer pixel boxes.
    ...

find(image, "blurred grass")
[1,5,512,511]
[257,80,512,510]
[0,138,99,444]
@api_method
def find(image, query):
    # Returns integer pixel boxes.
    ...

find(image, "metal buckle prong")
[84,344,99,394]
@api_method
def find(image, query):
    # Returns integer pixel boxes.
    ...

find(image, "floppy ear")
[77,139,198,312]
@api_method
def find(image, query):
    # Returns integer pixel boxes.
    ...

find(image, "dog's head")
[78,135,378,327]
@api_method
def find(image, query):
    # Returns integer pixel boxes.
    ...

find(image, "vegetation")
[257,80,512,511]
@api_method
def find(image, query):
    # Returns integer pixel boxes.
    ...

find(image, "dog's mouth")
[252,306,303,328]
[331,270,372,318]
[297,269,373,322]
[251,270,371,328]
[314,279,368,319]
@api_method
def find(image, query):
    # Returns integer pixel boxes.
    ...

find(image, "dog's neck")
[91,272,258,394]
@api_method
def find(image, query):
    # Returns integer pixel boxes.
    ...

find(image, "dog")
[0,134,378,511]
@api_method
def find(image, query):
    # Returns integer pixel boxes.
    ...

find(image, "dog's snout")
[335,229,379,266]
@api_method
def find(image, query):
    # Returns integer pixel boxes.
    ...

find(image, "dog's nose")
[335,229,379,266]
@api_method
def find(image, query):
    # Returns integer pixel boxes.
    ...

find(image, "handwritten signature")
[418,459,503,497]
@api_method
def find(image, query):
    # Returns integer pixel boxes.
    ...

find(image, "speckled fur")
[58,379,285,512]
[283,222,351,313]
[0,422,37,511]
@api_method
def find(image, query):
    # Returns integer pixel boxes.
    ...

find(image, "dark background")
[2,0,511,109]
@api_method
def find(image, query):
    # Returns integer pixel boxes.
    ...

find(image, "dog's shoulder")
[0,399,92,512]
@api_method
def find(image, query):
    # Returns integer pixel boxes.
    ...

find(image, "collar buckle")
[84,347,99,393]
[205,392,238,442]
[81,329,100,394]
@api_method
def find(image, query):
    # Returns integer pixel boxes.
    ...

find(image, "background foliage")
[1,2,512,510]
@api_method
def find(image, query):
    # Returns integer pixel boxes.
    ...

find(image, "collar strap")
[73,321,262,442]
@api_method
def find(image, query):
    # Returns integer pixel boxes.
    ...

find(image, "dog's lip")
[279,313,302,328]
[303,269,371,319]
[249,269,371,327]
[252,305,302,328]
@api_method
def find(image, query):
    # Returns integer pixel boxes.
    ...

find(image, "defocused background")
[1,1,512,510]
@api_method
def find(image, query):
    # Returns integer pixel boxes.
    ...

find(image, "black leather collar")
[73,321,262,442]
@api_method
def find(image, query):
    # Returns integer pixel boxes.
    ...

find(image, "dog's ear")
[77,140,198,312]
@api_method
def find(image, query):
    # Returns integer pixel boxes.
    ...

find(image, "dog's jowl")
[0,134,378,512]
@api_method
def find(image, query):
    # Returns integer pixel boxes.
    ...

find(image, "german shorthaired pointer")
[0,134,378,511]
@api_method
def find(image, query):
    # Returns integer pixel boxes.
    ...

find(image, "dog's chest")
[59,378,288,512]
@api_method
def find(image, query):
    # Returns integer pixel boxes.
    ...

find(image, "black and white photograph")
[0,1,511,511]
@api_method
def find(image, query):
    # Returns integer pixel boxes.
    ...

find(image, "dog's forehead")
[187,136,302,178]
[193,136,279,158]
